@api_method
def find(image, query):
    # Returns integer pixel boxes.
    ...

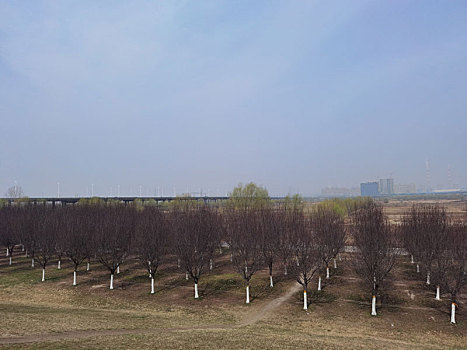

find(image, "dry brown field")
[0,199,465,349]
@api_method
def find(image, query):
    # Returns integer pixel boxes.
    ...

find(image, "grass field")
[0,200,465,349]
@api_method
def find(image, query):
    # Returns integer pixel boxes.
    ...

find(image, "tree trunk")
[246,284,250,304]
[435,285,440,300]
[6,248,8,256]
[110,274,114,290]
[194,282,199,299]
[86,262,90,271]
[426,271,430,285]
[451,302,456,324]
[371,295,377,316]
[9,256,12,265]
[185,272,189,280]
[410,255,414,264]
[42,268,45,282]
[117,265,120,274]
[177,258,180,269]
[31,258,34,268]
[270,275,274,288]
[73,270,77,286]
[303,290,308,310]
[284,265,288,275]
[57,260,61,269]
[209,259,213,271]
[333,258,337,269]
[318,276,322,291]
[416,264,420,273]
[326,267,330,279]
[151,276,155,294]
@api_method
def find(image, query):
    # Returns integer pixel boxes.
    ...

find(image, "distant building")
[379,178,394,195]
[394,183,416,194]
[360,182,379,197]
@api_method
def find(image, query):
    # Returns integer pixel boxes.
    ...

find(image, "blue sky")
[1,1,466,197]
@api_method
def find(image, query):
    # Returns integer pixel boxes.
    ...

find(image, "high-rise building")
[360,182,379,197]
[379,178,394,195]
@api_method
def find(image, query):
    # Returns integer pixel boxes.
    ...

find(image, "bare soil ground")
[0,200,465,349]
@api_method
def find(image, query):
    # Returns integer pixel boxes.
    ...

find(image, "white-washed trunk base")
[270,275,273,287]
[117,266,120,274]
[177,258,180,269]
[435,286,440,300]
[31,259,34,268]
[210,259,213,270]
[246,285,250,304]
[42,268,45,282]
[194,283,199,299]
[451,302,456,324]
[9,257,12,265]
[110,274,114,290]
[73,271,77,286]
[318,276,322,291]
[410,255,414,264]
[284,266,288,275]
[333,258,337,269]
[303,291,307,310]
[185,272,189,280]
[326,267,330,279]
[426,272,430,285]
[416,264,420,273]
[6,248,8,256]
[86,262,90,271]
[151,277,155,294]
[57,260,61,269]
[371,296,377,316]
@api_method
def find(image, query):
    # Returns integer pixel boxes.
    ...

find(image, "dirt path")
[0,283,301,346]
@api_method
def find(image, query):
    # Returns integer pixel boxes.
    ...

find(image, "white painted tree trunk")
[333,258,337,269]
[6,248,8,256]
[416,264,420,273]
[177,258,180,268]
[284,265,288,275]
[451,302,456,324]
[410,255,414,264]
[230,253,233,262]
[31,258,34,268]
[42,268,45,282]
[246,285,250,304]
[194,283,199,299]
[426,271,430,285]
[326,267,330,279]
[269,275,273,287]
[185,272,189,280]
[151,277,155,294]
[9,256,12,265]
[73,271,77,286]
[110,274,114,290]
[318,276,322,291]
[86,262,90,271]
[22,245,24,252]
[57,260,61,269]
[209,259,213,270]
[117,265,120,274]
[303,290,308,310]
[338,254,342,261]
[435,286,440,300]
[371,295,377,316]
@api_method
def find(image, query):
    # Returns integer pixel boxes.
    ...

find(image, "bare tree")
[0,207,20,265]
[289,211,321,310]
[227,208,264,304]
[34,207,59,282]
[433,221,466,323]
[260,208,280,288]
[312,206,345,290]
[95,206,134,289]
[5,185,25,199]
[64,207,92,286]
[352,201,398,316]
[174,206,220,299]
[135,207,170,294]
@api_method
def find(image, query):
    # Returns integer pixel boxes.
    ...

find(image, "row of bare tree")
[0,201,464,323]
[402,204,466,323]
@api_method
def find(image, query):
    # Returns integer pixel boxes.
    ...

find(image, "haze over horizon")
[1,1,466,197]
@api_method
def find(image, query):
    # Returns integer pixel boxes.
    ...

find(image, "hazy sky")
[1,1,466,197]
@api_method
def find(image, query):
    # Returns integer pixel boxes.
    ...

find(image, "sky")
[1,1,466,197]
